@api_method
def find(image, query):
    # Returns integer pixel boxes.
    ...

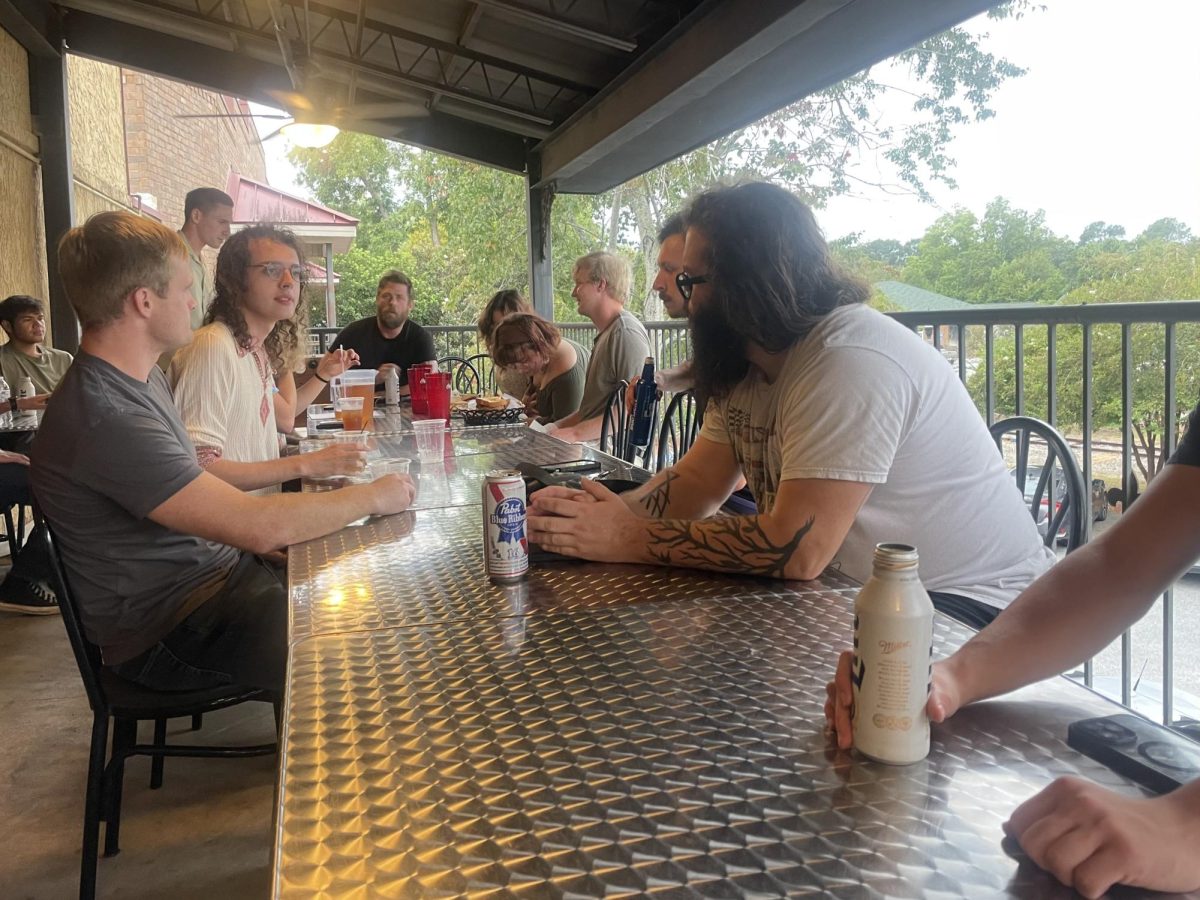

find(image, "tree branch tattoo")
[646,515,816,578]
[639,471,679,518]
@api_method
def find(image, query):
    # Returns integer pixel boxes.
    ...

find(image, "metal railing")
[312,303,1200,727]
[892,301,1200,728]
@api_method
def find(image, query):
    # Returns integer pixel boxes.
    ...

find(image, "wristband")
[314,372,330,384]
[8,397,17,413]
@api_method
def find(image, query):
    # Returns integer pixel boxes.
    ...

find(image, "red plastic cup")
[425,371,452,422]
[408,363,433,416]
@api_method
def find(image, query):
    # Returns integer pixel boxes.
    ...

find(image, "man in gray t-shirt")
[549,252,650,444]
[32,211,416,694]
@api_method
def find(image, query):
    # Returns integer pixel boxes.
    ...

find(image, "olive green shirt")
[534,339,590,423]
[0,342,74,394]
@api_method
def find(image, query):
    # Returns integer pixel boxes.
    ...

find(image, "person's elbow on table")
[824,652,961,750]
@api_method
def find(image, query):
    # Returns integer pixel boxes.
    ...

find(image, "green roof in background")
[874,281,972,311]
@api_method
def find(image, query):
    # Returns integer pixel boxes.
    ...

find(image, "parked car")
[1011,468,1108,546]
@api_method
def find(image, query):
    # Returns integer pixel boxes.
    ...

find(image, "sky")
[257,0,1200,245]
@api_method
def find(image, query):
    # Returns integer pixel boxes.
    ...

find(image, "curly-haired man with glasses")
[169,224,364,494]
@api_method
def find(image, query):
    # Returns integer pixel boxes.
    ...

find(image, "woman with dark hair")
[477,289,533,397]
[492,313,589,424]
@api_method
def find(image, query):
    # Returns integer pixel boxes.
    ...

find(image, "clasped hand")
[527,479,639,562]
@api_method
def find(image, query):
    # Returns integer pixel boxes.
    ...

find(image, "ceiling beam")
[0,0,61,57]
[60,9,530,173]
[281,0,597,94]
[56,0,557,124]
[536,0,1000,193]
[469,0,637,52]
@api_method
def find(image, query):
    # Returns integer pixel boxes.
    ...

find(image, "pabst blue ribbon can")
[482,469,529,583]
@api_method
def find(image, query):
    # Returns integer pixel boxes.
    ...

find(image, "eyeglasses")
[248,262,307,283]
[675,271,709,301]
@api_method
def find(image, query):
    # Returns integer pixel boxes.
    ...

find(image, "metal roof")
[8,0,1001,194]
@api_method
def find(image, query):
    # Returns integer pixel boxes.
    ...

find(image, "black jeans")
[109,553,287,697]
[929,591,1000,631]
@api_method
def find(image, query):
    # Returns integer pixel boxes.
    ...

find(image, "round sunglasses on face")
[248,262,307,283]
[675,271,709,301]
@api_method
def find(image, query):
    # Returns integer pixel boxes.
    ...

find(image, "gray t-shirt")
[576,310,651,421]
[31,350,240,663]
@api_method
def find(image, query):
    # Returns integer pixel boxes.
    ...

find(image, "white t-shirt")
[699,304,1055,609]
[169,321,281,496]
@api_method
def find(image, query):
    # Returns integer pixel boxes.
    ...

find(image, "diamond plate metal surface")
[288,504,857,642]
[275,595,1187,899]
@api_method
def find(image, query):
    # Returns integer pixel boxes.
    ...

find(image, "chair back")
[599,381,630,460]
[40,522,109,714]
[464,353,499,394]
[655,390,701,472]
[989,416,1088,553]
[437,356,481,395]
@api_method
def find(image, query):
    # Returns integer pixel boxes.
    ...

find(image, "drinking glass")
[412,419,446,462]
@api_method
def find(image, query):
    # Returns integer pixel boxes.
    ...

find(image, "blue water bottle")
[629,356,657,451]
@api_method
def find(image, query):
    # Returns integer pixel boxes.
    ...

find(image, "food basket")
[461,407,524,426]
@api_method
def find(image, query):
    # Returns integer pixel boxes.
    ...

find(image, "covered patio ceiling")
[7,0,1001,194]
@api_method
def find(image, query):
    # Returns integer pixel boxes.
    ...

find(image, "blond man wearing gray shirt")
[547,252,650,444]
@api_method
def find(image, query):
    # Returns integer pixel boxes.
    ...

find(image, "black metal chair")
[438,355,481,394]
[655,390,702,472]
[465,353,499,394]
[989,416,1088,553]
[41,525,277,900]
[600,380,659,469]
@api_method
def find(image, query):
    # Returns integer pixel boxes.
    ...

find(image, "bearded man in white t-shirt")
[529,181,1055,628]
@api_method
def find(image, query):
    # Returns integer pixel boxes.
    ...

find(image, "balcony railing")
[312,301,1200,727]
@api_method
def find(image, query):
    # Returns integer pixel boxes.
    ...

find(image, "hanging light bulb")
[281,121,340,148]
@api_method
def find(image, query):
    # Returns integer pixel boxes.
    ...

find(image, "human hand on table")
[823,650,961,750]
[376,362,401,384]
[299,442,369,478]
[527,479,640,562]
[1004,776,1200,898]
[17,393,50,411]
[0,450,30,465]
[366,473,416,515]
[315,347,359,382]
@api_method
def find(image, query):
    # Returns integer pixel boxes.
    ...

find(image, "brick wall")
[124,71,267,229]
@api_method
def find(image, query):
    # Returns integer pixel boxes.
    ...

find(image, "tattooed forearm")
[645,515,816,578]
[639,471,679,518]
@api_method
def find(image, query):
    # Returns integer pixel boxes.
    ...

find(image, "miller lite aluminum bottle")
[851,542,934,765]
[482,469,529,583]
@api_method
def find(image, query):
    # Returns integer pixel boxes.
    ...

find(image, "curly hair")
[683,182,869,352]
[208,223,308,374]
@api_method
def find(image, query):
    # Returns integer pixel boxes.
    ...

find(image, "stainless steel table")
[277,425,1192,899]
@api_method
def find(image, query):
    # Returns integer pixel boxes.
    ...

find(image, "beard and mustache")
[378,309,406,329]
[689,301,750,401]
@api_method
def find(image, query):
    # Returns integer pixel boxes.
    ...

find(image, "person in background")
[0,294,73,416]
[0,449,56,615]
[547,252,651,444]
[627,214,695,405]
[178,187,234,330]
[32,211,414,696]
[529,182,1052,619]
[477,289,533,398]
[492,313,589,424]
[825,402,1200,899]
[170,224,364,495]
[331,270,436,395]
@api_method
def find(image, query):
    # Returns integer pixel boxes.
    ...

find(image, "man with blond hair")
[31,211,415,695]
[547,251,650,444]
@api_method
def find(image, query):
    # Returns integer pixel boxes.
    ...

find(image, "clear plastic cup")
[412,419,446,462]
[335,396,367,432]
[370,457,411,478]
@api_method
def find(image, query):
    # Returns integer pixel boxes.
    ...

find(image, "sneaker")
[0,577,60,615]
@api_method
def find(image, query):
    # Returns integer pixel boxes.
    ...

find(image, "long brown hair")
[492,313,561,368]
[209,223,307,373]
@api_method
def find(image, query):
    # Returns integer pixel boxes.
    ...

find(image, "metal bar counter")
[277,425,1191,898]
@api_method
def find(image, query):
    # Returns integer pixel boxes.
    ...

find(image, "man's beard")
[690,302,749,401]
[378,310,405,329]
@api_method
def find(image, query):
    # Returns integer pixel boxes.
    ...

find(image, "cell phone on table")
[543,460,603,475]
